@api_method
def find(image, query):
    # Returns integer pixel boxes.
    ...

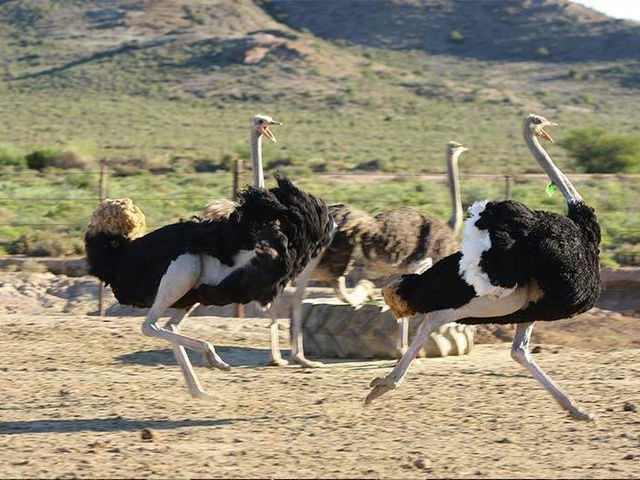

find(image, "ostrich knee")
[141,320,160,338]
[510,343,528,366]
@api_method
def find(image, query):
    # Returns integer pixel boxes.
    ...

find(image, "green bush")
[0,144,25,167]
[194,157,225,172]
[536,46,550,58]
[561,128,640,173]
[449,30,465,44]
[25,147,58,170]
[613,242,640,266]
[25,147,90,170]
[7,231,84,257]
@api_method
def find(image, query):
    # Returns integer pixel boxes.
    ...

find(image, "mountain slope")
[267,0,640,62]
[0,0,638,173]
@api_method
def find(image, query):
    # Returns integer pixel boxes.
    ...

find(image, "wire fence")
[1,167,640,240]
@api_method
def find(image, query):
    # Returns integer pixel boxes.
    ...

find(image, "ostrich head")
[250,114,282,143]
[525,114,558,143]
[87,198,147,239]
[447,141,468,156]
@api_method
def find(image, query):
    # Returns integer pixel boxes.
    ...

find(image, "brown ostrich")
[284,142,468,366]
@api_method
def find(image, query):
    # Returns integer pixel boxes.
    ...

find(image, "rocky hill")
[0,0,639,169]
[268,0,640,62]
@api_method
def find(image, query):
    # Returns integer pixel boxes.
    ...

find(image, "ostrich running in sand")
[85,154,333,398]
[202,114,335,368]
[366,114,601,421]
[281,141,467,365]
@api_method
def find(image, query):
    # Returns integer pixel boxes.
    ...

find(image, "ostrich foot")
[201,348,231,371]
[365,376,398,405]
[268,356,290,367]
[189,388,217,401]
[569,406,597,422]
[291,355,325,368]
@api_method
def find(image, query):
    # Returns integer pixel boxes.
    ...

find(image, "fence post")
[505,175,513,199]
[232,158,243,200]
[98,163,107,317]
[233,159,244,318]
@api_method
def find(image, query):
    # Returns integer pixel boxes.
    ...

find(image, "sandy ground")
[1,313,639,479]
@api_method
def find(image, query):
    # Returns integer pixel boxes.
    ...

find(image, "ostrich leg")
[164,304,225,372]
[335,276,375,307]
[163,307,214,400]
[268,297,289,366]
[290,254,326,368]
[511,322,595,421]
[366,287,531,404]
[396,257,434,355]
[141,254,230,400]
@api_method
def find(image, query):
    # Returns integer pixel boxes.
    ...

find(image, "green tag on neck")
[546,182,557,197]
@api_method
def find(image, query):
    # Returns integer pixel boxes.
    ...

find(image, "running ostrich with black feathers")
[281,141,467,365]
[366,114,601,421]
[200,114,337,368]
[84,143,333,398]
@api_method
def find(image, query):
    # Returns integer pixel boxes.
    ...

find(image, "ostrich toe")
[292,355,325,368]
[365,376,398,404]
[201,350,231,371]
[569,406,597,422]
[268,357,290,367]
[189,389,217,401]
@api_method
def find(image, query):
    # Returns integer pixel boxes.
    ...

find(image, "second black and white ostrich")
[366,114,601,421]
[85,173,332,398]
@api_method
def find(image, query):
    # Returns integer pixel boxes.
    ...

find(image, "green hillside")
[0,0,639,264]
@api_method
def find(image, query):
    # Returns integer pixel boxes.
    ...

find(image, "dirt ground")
[1,312,639,479]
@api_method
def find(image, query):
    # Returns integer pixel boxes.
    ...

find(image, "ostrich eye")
[258,119,264,124]
[533,117,542,125]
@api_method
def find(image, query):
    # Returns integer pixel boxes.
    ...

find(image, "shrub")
[26,147,59,170]
[183,6,205,24]
[561,127,640,173]
[0,144,25,167]
[351,159,391,171]
[536,46,550,58]
[612,242,640,266]
[194,158,224,172]
[309,159,328,173]
[7,231,84,257]
[52,148,89,169]
[25,147,90,170]
[267,156,296,170]
[449,30,465,44]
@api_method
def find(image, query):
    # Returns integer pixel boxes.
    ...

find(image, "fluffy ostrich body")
[314,203,459,283]
[289,142,466,360]
[366,115,601,421]
[199,115,336,368]
[86,178,332,398]
[87,177,331,309]
[318,142,465,299]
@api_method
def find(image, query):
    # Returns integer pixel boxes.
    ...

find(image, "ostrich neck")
[446,149,463,235]
[523,125,583,205]
[250,131,264,188]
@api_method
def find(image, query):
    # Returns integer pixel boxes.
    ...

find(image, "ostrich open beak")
[261,120,282,143]
[538,121,558,144]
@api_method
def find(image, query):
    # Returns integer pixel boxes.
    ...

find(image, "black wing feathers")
[86,175,332,309]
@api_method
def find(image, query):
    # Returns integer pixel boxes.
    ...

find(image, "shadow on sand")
[1,413,323,435]
[116,346,377,369]
[116,345,291,368]
[0,416,254,435]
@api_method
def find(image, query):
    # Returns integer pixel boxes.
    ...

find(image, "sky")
[572,0,640,21]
